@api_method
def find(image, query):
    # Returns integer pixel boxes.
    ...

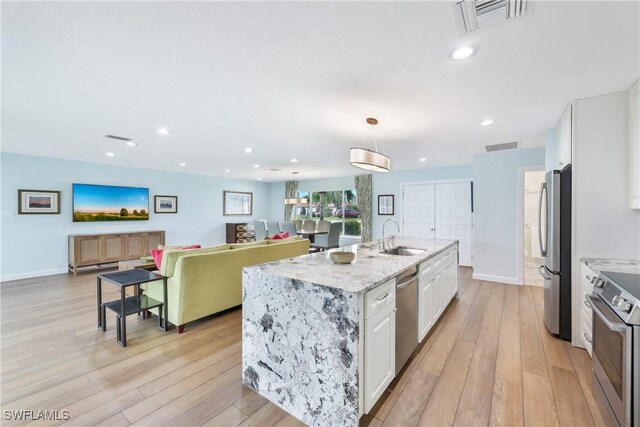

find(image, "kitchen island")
[242,237,458,426]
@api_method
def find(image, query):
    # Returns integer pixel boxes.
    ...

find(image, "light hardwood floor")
[1,268,604,426]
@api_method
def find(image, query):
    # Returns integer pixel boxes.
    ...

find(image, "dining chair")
[310,222,341,251]
[301,220,316,233]
[266,221,280,236]
[253,220,267,240]
[293,219,303,232]
[316,220,330,233]
[279,222,297,237]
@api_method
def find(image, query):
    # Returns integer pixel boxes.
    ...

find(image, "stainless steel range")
[586,271,639,427]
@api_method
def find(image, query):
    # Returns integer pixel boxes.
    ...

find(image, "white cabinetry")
[579,262,597,356]
[363,279,395,413]
[557,104,572,168]
[418,246,458,342]
[629,80,640,209]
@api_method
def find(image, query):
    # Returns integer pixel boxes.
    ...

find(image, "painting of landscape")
[73,183,149,222]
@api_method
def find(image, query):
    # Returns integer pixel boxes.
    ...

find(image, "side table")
[97,269,168,347]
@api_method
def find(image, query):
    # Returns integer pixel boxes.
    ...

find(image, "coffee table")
[97,269,168,347]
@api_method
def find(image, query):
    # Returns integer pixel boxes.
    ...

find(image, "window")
[293,189,361,236]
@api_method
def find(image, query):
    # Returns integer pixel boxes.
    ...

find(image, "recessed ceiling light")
[481,119,495,127]
[126,141,137,147]
[245,148,254,153]
[158,128,170,135]
[419,158,427,162]
[290,158,298,163]
[178,162,186,167]
[105,152,115,157]
[254,164,260,168]
[257,177,262,181]
[451,46,475,60]
[224,169,230,173]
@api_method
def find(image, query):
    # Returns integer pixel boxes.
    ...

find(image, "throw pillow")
[271,232,290,240]
[149,244,201,269]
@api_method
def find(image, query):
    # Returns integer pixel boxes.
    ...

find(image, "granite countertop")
[244,236,457,295]
[581,257,640,275]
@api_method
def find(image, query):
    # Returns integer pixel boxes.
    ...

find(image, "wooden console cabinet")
[226,223,256,244]
[68,231,165,276]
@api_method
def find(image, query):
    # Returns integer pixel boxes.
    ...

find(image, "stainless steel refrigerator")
[537,165,572,340]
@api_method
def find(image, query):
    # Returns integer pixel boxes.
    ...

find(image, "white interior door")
[435,182,473,266]
[402,184,435,238]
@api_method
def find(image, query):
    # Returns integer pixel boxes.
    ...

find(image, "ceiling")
[2,1,638,182]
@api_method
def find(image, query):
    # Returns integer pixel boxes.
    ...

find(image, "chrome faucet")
[382,218,400,251]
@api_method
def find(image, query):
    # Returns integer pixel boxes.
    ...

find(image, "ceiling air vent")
[485,141,518,152]
[105,134,133,141]
[451,0,528,34]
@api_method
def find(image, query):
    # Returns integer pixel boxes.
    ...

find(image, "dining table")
[296,230,327,243]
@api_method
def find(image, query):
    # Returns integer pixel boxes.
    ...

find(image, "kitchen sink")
[381,246,425,256]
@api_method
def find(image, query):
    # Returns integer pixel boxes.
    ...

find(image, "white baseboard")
[1,267,68,283]
[472,273,522,285]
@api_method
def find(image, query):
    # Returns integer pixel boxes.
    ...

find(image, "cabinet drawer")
[581,315,593,357]
[581,304,592,334]
[365,279,396,320]
[581,263,597,297]
[420,255,444,279]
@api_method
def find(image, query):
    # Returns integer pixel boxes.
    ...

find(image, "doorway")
[402,181,473,266]
[523,170,545,286]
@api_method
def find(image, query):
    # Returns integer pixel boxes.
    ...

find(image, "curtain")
[355,174,372,242]
[284,180,298,221]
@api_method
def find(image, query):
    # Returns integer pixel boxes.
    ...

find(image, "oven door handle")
[586,295,627,333]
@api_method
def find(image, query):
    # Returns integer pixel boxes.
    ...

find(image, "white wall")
[0,153,272,281]
[572,90,640,343]
[472,148,546,284]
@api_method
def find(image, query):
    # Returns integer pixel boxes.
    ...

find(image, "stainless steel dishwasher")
[395,265,419,375]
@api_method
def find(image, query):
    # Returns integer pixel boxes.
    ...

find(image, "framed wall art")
[224,191,253,215]
[154,195,178,214]
[18,189,61,214]
[377,194,394,215]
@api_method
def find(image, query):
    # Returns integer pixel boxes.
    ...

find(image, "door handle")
[537,182,547,258]
[396,277,417,289]
[538,265,551,280]
[376,292,390,302]
[586,295,628,333]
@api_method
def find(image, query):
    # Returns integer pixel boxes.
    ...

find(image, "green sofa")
[145,236,310,332]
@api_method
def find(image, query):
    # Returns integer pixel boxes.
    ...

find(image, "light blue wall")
[0,153,271,281]
[472,147,545,282]
[267,165,474,239]
[371,165,473,240]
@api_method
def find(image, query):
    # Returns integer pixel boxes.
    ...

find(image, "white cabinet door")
[403,184,435,238]
[629,80,640,209]
[435,183,473,266]
[557,104,572,168]
[418,273,436,342]
[580,262,597,356]
[364,302,395,413]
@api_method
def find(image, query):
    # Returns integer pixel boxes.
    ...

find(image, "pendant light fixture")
[350,117,390,173]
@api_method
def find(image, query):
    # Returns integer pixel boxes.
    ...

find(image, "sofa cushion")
[229,241,268,250]
[160,244,229,276]
[266,235,302,245]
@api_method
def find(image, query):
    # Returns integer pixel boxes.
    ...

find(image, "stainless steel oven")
[587,271,639,427]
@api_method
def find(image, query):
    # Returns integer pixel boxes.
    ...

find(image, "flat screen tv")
[72,183,149,222]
